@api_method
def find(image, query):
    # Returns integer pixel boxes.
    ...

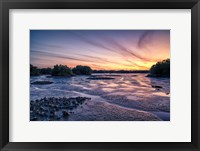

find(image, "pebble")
[30,96,91,121]
[152,85,162,89]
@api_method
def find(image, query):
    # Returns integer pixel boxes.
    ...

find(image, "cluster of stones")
[30,97,91,121]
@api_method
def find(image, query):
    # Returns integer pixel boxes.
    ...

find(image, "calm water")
[30,73,170,121]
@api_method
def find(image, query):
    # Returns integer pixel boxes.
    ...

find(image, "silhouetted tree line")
[30,64,40,76]
[72,65,92,75]
[148,59,170,77]
[31,59,170,77]
[51,65,73,76]
[30,64,92,76]
[40,68,52,75]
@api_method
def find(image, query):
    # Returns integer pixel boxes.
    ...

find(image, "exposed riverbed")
[30,73,170,121]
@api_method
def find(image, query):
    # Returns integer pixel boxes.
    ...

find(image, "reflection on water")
[30,73,170,121]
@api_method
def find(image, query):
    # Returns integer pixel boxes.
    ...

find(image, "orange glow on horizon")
[31,30,170,70]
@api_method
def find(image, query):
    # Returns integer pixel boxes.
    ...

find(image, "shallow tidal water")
[30,73,170,121]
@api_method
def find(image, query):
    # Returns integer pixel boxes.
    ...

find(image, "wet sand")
[30,73,170,121]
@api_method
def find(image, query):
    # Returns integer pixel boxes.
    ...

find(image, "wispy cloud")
[30,30,170,70]
[72,31,159,62]
[137,31,152,48]
[104,37,155,62]
[31,49,97,63]
[69,31,118,53]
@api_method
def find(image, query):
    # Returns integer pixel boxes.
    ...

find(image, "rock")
[39,106,46,111]
[30,96,91,121]
[49,114,54,118]
[30,106,33,110]
[46,76,52,78]
[31,81,53,85]
[31,117,38,121]
[38,111,46,116]
[87,76,114,80]
[50,110,55,114]
[62,111,69,117]
[152,85,162,89]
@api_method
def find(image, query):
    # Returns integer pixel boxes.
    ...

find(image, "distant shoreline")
[92,70,149,74]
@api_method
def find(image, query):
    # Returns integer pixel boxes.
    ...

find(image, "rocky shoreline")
[30,97,91,121]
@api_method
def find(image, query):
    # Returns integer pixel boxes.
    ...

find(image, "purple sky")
[30,30,170,70]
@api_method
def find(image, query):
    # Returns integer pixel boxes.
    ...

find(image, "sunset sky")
[30,30,170,70]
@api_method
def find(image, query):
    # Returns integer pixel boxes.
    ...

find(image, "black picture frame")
[0,0,199,150]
